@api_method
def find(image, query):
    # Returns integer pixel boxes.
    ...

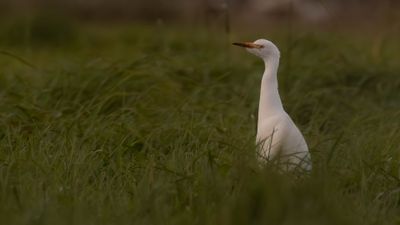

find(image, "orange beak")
[233,42,263,49]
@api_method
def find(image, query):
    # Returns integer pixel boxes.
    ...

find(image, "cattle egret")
[233,39,312,171]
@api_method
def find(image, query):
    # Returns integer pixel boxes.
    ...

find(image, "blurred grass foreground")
[0,1,400,225]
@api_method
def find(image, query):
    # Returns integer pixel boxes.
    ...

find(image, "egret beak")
[233,42,263,49]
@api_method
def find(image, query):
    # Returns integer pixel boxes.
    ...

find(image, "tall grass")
[0,24,399,225]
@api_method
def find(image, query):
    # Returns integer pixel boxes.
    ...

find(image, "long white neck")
[257,56,284,126]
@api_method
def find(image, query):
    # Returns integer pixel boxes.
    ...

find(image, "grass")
[0,22,399,225]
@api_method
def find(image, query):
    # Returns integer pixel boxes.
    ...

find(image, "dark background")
[1,0,399,28]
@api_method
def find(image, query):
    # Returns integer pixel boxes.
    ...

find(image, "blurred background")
[0,0,399,30]
[0,0,398,51]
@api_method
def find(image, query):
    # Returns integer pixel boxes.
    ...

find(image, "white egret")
[233,39,312,171]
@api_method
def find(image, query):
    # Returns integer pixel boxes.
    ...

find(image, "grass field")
[0,22,400,225]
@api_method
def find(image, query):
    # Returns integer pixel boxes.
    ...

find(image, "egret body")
[233,39,312,171]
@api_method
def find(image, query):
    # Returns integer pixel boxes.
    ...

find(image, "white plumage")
[234,39,312,171]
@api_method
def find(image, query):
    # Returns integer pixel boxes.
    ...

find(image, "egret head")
[233,39,280,61]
